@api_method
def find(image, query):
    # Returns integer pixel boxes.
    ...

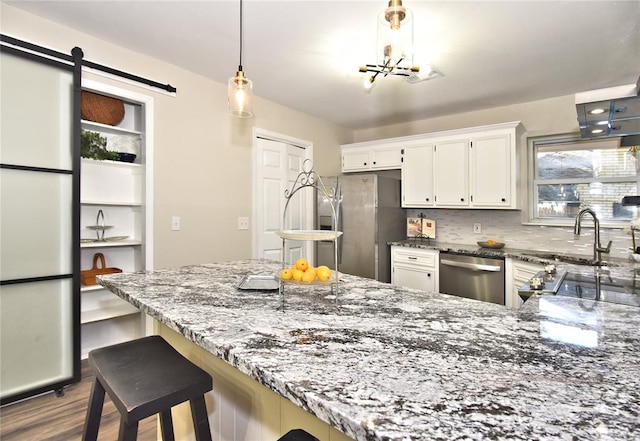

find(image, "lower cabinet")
[391,246,439,293]
[505,258,544,308]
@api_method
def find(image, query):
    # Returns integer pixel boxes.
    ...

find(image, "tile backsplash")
[406,209,633,259]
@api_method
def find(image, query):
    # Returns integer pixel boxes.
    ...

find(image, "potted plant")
[81,130,120,161]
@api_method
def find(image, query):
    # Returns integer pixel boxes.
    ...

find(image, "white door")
[254,137,310,266]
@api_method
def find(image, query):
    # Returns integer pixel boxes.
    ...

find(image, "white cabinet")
[470,133,513,207]
[398,121,522,209]
[341,144,402,172]
[79,81,153,358]
[434,139,469,207]
[401,143,434,207]
[342,148,371,172]
[391,246,439,293]
[505,258,543,309]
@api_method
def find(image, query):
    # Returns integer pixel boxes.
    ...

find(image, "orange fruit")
[316,266,332,282]
[486,239,496,245]
[280,268,293,280]
[301,271,316,283]
[304,266,317,281]
[295,258,309,271]
[292,269,304,281]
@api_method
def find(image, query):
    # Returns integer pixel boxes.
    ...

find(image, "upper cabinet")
[401,143,434,207]
[434,138,470,207]
[470,133,513,207]
[341,143,402,172]
[398,122,522,209]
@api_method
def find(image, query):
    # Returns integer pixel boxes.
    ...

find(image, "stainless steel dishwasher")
[439,253,505,305]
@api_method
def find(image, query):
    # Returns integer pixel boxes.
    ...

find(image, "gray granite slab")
[99,259,640,441]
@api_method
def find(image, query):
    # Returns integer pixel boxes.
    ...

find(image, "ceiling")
[6,0,640,130]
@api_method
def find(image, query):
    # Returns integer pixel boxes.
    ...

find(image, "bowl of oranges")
[279,258,334,285]
[477,239,505,249]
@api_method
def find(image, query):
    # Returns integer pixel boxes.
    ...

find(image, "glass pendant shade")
[228,70,253,118]
[377,0,414,70]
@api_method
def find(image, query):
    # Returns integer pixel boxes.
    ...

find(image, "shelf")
[82,119,142,136]
[81,239,142,248]
[81,303,140,324]
[81,285,105,293]
[81,200,143,207]
[81,158,143,169]
[276,230,343,241]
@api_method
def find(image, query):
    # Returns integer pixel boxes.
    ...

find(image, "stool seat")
[83,335,213,441]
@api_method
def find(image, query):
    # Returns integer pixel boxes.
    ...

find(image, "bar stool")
[278,429,320,441]
[82,335,213,441]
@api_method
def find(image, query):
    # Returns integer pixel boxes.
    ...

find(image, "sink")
[522,252,606,266]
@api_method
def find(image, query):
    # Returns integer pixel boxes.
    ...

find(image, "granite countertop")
[389,239,640,269]
[99,259,640,441]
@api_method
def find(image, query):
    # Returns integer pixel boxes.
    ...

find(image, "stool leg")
[82,379,106,441]
[159,409,175,441]
[118,420,139,441]
[190,396,212,441]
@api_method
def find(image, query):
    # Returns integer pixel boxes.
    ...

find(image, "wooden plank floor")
[0,359,157,441]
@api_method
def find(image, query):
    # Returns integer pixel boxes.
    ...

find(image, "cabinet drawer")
[512,261,543,283]
[392,249,436,268]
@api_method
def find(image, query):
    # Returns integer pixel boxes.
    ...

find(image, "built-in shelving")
[79,80,153,359]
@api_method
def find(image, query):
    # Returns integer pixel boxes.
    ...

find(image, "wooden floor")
[0,359,157,441]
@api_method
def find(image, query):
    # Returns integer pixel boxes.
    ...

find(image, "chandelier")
[359,0,419,90]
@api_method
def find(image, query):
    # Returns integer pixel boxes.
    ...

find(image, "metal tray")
[237,275,280,291]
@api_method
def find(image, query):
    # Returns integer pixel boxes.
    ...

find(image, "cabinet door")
[471,134,512,207]
[371,146,402,169]
[401,144,434,207]
[393,265,436,292]
[342,149,370,172]
[434,139,469,206]
[507,259,543,309]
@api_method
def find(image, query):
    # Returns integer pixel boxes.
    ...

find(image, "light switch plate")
[171,216,181,231]
[473,223,482,234]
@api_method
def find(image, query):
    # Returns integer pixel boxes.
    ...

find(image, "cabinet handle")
[373,161,377,165]
[460,198,465,202]
[501,198,506,202]
[364,162,367,166]
[427,273,431,277]
[408,256,417,260]
[426,197,430,202]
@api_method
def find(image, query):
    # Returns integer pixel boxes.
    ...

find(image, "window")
[529,135,638,225]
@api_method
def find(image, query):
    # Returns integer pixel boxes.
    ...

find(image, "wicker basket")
[81,253,122,286]
[81,91,125,126]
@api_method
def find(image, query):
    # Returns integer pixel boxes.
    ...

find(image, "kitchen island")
[98,259,640,441]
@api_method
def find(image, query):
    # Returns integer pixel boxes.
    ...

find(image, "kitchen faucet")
[573,208,612,263]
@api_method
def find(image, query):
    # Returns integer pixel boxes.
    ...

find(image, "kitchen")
[1,1,639,440]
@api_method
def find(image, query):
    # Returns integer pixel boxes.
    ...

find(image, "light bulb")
[364,76,375,90]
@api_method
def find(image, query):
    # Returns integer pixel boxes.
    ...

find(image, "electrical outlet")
[171,216,181,231]
[473,223,482,234]
[238,217,249,230]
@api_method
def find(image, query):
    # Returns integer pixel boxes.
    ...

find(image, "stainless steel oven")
[439,253,505,305]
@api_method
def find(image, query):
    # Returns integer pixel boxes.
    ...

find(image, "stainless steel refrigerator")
[316,174,405,283]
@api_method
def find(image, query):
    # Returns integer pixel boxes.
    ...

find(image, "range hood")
[576,76,640,139]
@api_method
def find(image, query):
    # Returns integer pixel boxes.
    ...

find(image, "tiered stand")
[276,160,342,297]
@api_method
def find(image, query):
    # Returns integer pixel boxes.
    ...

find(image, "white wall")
[352,95,579,142]
[1,5,350,269]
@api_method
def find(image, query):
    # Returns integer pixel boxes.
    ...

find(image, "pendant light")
[228,0,253,117]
